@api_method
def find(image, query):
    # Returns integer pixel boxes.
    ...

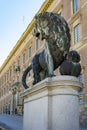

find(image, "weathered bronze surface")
[59,50,81,76]
[22,12,81,89]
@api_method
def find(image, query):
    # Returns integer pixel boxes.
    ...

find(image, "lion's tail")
[22,64,32,89]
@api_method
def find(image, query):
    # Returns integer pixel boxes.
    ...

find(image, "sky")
[0,0,45,67]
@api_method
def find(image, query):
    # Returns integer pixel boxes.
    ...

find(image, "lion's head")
[32,12,71,55]
[66,50,81,63]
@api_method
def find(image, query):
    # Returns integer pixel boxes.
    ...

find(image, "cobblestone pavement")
[0,114,23,130]
[80,111,87,127]
[80,127,87,130]
[0,114,87,130]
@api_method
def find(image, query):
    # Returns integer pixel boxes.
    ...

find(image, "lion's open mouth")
[36,33,44,40]
[36,32,40,37]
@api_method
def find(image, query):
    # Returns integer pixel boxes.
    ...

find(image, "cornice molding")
[69,9,82,25]
[0,0,54,72]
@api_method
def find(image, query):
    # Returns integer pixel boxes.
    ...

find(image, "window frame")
[29,46,32,57]
[72,17,82,45]
[71,0,80,15]
[36,38,40,50]
[18,59,20,66]
[73,0,79,13]
[74,23,81,44]
[23,53,26,64]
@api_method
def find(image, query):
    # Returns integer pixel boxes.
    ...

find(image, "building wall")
[0,0,87,114]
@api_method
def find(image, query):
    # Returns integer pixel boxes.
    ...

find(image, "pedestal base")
[21,76,83,130]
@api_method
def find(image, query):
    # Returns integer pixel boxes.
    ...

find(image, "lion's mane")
[33,12,71,56]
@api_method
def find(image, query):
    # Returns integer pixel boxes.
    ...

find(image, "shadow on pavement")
[0,121,13,130]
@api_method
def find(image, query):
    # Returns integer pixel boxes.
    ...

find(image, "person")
[15,108,17,114]
[5,106,8,114]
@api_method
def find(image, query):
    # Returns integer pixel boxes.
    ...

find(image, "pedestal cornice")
[21,76,83,100]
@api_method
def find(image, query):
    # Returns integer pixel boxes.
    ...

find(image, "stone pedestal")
[21,76,83,130]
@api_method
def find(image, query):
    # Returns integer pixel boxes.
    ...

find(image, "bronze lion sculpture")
[22,12,72,89]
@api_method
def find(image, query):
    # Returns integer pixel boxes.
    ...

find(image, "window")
[7,73,8,80]
[29,46,32,57]
[4,75,6,82]
[74,23,81,43]
[36,39,40,50]
[18,59,20,66]
[73,0,79,13]
[13,65,15,71]
[23,53,26,64]
[10,69,12,77]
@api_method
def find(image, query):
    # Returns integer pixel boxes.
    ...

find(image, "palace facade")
[0,0,87,114]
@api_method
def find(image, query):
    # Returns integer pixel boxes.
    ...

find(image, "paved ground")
[0,114,23,130]
[0,114,87,130]
[80,111,87,127]
[80,127,87,130]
